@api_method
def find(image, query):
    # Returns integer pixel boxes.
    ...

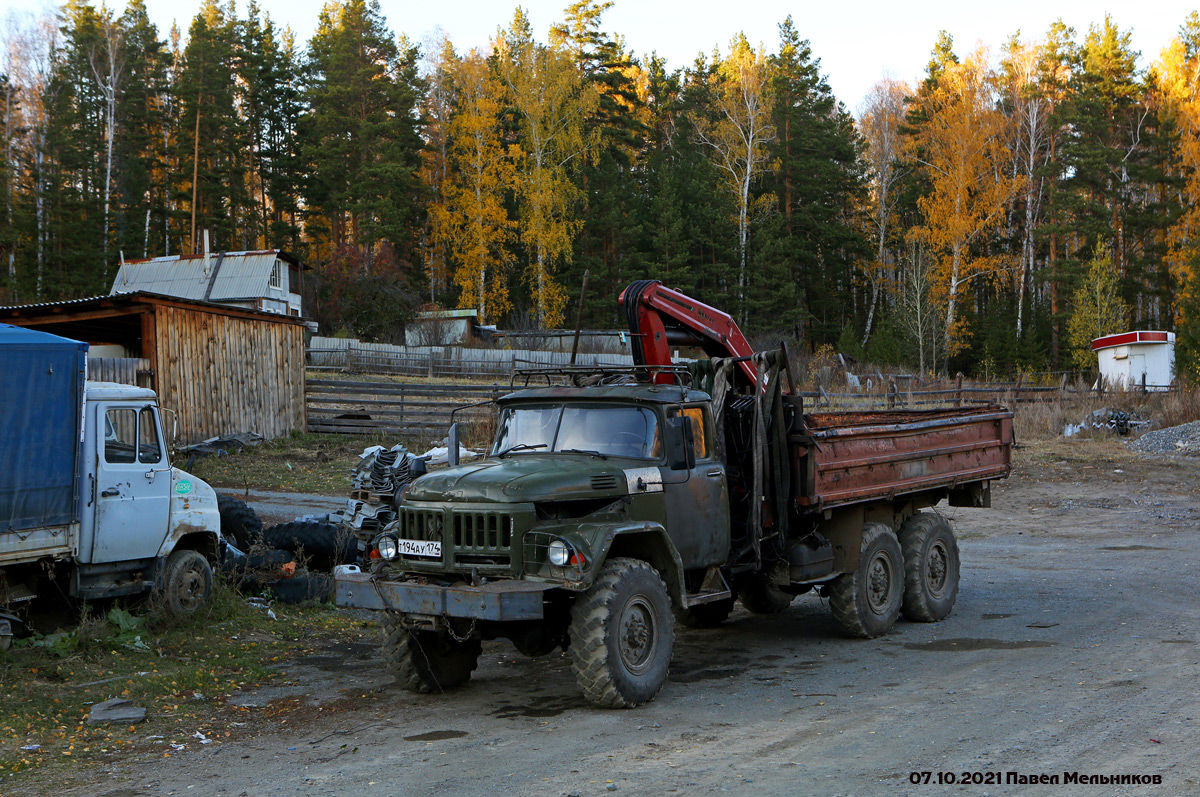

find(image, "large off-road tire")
[738,577,793,615]
[217,495,262,550]
[268,569,334,605]
[898,512,960,622]
[568,558,674,708]
[675,597,736,629]
[159,549,214,617]
[829,523,903,639]
[262,520,356,572]
[382,614,481,693]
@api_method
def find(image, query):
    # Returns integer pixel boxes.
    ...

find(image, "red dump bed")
[795,406,1013,510]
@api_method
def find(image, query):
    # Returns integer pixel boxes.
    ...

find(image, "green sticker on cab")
[174,480,193,495]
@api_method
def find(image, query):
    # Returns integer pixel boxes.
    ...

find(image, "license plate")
[398,539,442,558]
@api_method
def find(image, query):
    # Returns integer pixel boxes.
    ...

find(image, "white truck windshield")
[493,405,661,460]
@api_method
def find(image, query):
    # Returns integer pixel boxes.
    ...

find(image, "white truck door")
[91,404,171,563]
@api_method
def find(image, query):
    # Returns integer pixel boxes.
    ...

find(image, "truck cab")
[76,383,223,602]
[389,385,728,587]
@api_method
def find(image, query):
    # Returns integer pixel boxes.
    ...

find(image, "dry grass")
[185,433,417,494]
[1011,387,1200,442]
[0,586,371,790]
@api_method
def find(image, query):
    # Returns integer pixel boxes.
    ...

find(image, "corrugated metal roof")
[0,291,307,324]
[0,294,113,311]
[109,250,293,302]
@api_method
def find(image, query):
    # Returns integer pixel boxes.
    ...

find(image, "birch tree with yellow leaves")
[419,34,457,304]
[908,47,1023,368]
[1000,36,1049,340]
[693,35,775,319]
[1155,13,1200,375]
[497,10,598,327]
[858,77,909,348]
[446,50,515,324]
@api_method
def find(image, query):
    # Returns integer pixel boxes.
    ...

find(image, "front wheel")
[569,558,674,708]
[158,549,214,616]
[898,512,960,622]
[829,523,903,638]
[382,615,480,693]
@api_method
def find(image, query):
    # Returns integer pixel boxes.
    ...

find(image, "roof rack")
[509,364,693,389]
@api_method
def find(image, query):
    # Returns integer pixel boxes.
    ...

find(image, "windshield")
[493,404,661,460]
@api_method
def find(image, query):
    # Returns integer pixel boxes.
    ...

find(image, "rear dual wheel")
[898,512,960,622]
[829,523,904,638]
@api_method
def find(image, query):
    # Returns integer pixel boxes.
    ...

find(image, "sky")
[11,0,1200,110]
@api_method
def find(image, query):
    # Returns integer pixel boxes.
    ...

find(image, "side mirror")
[664,416,696,471]
[447,422,460,467]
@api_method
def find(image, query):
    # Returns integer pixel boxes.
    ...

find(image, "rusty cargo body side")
[794,406,1013,511]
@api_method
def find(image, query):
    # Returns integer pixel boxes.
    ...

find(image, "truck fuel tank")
[786,534,834,582]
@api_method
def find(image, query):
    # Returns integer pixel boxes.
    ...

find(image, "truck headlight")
[548,539,573,566]
[376,535,399,560]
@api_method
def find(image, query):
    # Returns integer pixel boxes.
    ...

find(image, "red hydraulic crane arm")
[619,280,758,386]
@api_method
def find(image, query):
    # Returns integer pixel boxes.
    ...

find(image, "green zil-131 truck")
[335,282,1013,708]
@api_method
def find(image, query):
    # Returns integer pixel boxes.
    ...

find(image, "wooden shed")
[0,292,306,444]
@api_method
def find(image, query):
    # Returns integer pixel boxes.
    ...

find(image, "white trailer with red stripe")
[1091,330,1176,391]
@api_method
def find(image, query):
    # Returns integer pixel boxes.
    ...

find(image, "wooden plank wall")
[306,379,503,437]
[88,357,152,388]
[153,305,305,443]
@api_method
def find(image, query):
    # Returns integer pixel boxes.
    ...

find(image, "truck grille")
[453,512,513,550]
[398,506,516,568]
[399,507,445,541]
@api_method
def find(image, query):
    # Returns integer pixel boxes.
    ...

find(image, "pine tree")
[303,0,424,264]
[114,0,167,260]
[763,16,867,343]
[177,0,248,253]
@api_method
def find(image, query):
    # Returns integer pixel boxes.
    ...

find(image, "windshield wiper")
[497,443,547,458]
[559,448,608,459]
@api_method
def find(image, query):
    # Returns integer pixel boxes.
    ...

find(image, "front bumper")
[335,570,550,621]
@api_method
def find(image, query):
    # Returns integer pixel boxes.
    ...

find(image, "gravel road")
[73,445,1200,796]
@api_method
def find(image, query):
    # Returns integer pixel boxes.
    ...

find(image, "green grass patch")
[0,583,376,791]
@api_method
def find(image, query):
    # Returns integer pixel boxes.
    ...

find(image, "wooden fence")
[306,370,1176,440]
[802,372,1174,411]
[307,337,634,379]
[306,378,506,437]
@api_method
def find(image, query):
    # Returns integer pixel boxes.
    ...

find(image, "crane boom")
[620,280,758,386]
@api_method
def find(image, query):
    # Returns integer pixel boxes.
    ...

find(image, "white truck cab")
[74,383,224,602]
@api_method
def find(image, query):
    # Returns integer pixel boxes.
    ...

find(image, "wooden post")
[140,309,157,391]
[888,378,897,410]
[570,269,589,365]
[955,372,963,407]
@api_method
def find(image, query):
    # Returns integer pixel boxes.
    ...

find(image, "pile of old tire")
[217,495,263,550]
[225,547,333,605]
[261,519,358,573]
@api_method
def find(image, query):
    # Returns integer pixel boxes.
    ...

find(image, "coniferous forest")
[5,0,1200,379]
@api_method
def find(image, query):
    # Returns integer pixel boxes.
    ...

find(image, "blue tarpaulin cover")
[0,325,88,532]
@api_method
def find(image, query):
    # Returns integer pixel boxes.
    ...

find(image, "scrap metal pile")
[337,444,427,546]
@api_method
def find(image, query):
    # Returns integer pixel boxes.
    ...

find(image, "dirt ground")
[48,443,1200,796]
